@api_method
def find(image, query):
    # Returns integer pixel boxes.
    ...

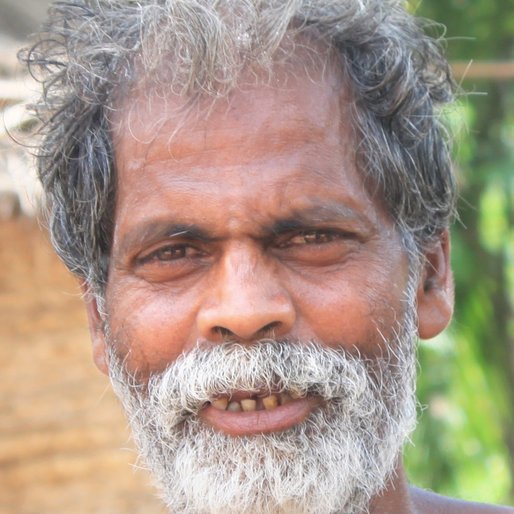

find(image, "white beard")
[107,303,418,514]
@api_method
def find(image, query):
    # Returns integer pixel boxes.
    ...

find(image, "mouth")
[210,391,300,413]
[199,390,322,436]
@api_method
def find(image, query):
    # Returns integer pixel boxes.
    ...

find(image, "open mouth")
[200,390,321,436]
[209,391,302,412]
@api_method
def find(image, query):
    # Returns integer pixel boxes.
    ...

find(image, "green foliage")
[404,0,514,505]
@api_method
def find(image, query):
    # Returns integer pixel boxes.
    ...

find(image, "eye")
[134,242,209,283]
[277,229,349,248]
[286,230,341,246]
[137,243,205,265]
[273,228,359,266]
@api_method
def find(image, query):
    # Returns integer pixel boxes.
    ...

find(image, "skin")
[83,58,511,513]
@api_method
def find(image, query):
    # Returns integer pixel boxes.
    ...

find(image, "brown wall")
[0,219,165,514]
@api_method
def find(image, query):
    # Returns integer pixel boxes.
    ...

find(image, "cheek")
[293,258,409,354]
[105,284,200,375]
[297,283,381,350]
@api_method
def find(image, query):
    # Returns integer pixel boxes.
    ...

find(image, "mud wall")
[0,219,165,514]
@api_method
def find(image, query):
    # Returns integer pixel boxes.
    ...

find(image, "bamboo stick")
[451,61,514,80]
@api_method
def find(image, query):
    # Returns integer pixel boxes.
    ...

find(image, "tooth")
[227,401,242,412]
[241,399,257,412]
[212,398,228,411]
[280,392,292,405]
[262,394,278,410]
[290,391,303,399]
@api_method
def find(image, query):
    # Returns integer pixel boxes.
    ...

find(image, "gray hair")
[21,0,456,295]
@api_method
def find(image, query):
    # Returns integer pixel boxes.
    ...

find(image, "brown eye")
[287,230,341,246]
[153,246,187,261]
[139,244,202,264]
[134,243,210,283]
[273,228,359,267]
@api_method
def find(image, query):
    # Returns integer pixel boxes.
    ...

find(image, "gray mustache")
[144,340,384,416]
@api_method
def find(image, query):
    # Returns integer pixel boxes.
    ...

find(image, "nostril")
[262,321,280,335]
[213,322,281,341]
[214,326,235,339]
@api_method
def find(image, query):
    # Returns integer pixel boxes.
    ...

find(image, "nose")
[197,244,296,342]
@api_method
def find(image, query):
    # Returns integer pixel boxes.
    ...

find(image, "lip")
[199,395,322,436]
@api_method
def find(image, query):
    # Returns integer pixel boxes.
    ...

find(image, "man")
[21,0,513,512]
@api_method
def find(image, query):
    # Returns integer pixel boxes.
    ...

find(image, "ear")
[416,230,454,340]
[80,282,109,375]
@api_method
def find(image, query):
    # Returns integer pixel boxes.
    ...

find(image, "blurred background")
[0,0,513,512]
[404,0,514,506]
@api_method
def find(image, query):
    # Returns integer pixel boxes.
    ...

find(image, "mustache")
[110,339,409,424]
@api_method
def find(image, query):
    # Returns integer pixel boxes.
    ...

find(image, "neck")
[367,461,415,514]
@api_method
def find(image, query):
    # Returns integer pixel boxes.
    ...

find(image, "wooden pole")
[451,61,514,80]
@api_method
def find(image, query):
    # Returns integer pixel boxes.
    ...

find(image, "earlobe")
[416,230,454,340]
[80,283,110,375]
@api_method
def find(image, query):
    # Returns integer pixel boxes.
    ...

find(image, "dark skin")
[84,58,514,513]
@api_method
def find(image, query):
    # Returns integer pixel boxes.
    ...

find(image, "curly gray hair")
[21,0,456,295]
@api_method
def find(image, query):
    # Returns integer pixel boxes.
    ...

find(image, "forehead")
[112,54,348,158]
[110,58,390,239]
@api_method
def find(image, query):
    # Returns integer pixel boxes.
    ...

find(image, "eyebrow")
[116,201,376,257]
[270,203,375,235]
[117,222,215,257]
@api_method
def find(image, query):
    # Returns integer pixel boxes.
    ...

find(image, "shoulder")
[410,487,514,514]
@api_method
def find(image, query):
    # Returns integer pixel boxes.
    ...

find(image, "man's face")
[95,62,421,513]
[106,63,412,380]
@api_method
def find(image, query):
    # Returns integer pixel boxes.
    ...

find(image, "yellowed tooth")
[280,392,292,405]
[262,394,278,410]
[241,399,257,412]
[227,401,242,412]
[290,391,303,400]
[211,398,228,411]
